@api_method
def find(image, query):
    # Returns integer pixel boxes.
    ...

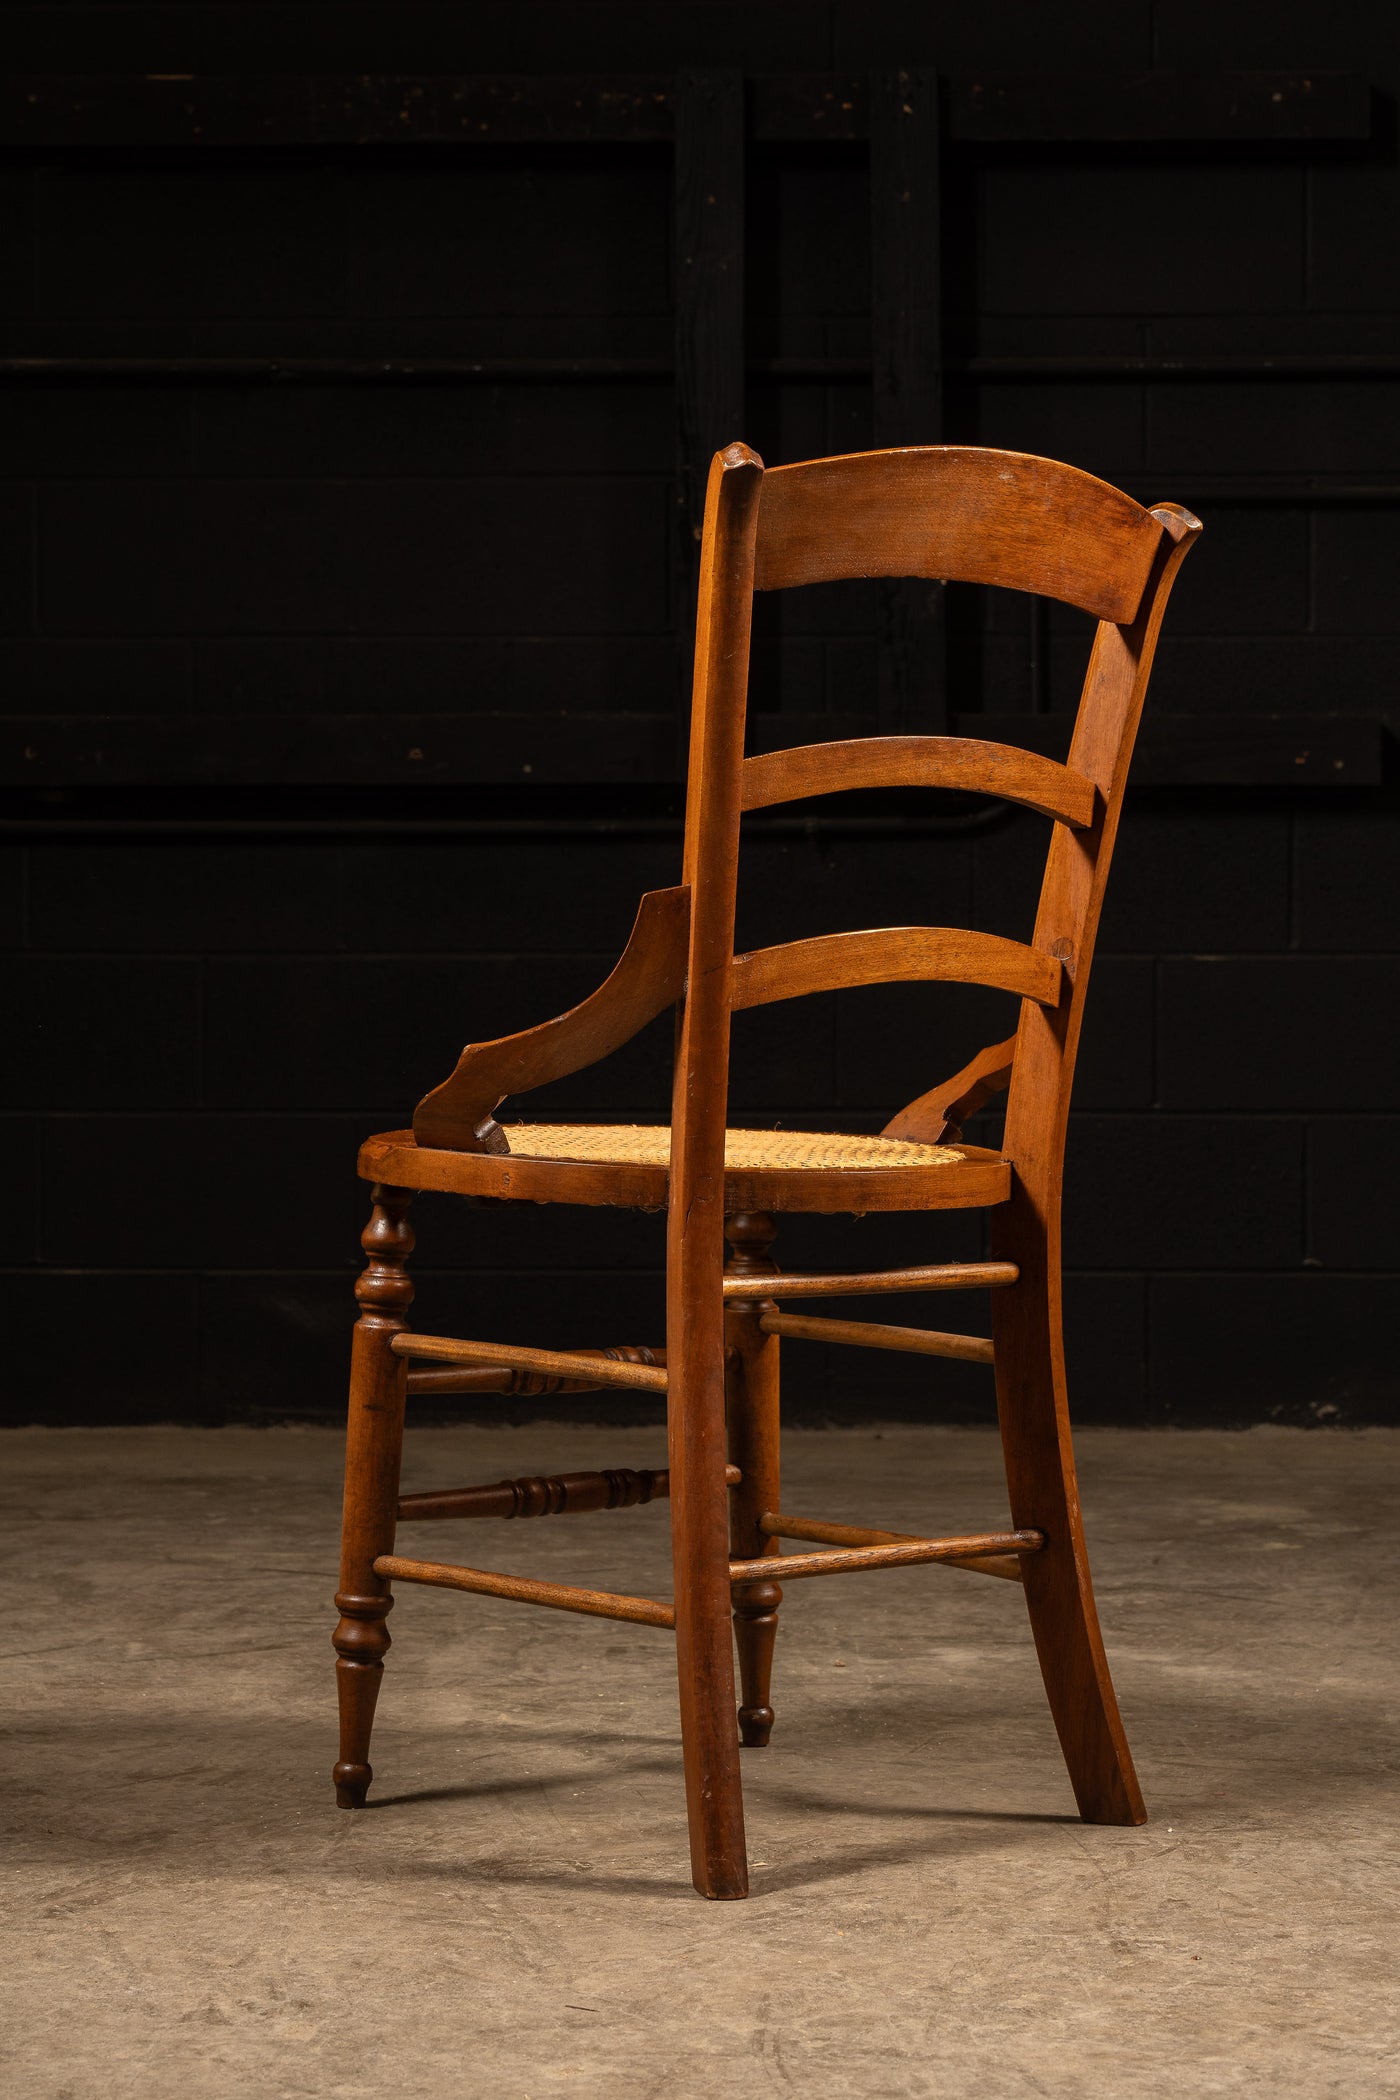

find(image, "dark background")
[1,2,1396,1430]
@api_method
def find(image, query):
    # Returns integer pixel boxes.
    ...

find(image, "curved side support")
[881,1034,1018,1145]
[730,928,1061,1011]
[742,737,1096,828]
[413,885,691,1153]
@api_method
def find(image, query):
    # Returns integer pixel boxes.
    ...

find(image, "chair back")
[671,442,1200,1289]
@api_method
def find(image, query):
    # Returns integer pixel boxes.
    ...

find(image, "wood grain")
[373,1555,676,1629]
[759,1511,1024,1581]
[414,885,690,1153]
[396,1462,739,1523]
[390,1330,668,1394]
[723,1258,1019,1299]
[332,1185,414,1810]
[990,499,1201,1829]
[723,1212,784,1749]
[730,927,1061,1009]
[729,1529,1044,1584]
[754,446,1164,621]
[359,1127,1013,1216]
[883,1033,1019,1144]
[757,1310,995,1364]
[870,67,945,731]
[741,736,1096,826]
[668,442,764,1899]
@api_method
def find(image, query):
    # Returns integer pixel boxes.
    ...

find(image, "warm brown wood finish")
[335,442,1199,1895]
[989,500,1200,1828]
[373,1555,676,1629]
[332,1184,415,1810]
[883,1034,1019,1144]
[665,443,765,1899]
[404,1348,665,1398]
[414,885,690,1152]
[753,447,1164,619]
[730,927,1061,1010]
[760,1512,1024,1581]
[741,735,1096,826]
[723,1212,783,1749]
[723,1258,1019,1299]
[389,1331,668,1394]
[758,1310,996,1365]
[729,1529,1043,1584]
[396,1462,739,1523]
[358,1126,1011,1214]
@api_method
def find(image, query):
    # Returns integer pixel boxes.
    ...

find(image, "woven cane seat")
[503,1123,963,1171]
[359,1123,1011,1214]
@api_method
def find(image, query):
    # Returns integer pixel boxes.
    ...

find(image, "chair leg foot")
[726,1212,783,1754]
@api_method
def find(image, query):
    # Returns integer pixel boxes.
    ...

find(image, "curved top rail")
[754,445,1163,622]
[730,927,1062,1011]
[741,735,1098,827]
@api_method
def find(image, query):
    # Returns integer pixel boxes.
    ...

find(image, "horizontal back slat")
[742,734,1097,826]
[754,446,1163,622]
[730,928,1062,1010]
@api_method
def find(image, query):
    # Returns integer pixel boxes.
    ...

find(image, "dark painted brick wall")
[1,2,1397,1426]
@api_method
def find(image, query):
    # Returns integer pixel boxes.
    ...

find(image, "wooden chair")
[333,443,1200,1899]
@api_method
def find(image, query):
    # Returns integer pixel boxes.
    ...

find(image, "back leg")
[332,1183,414,1809]
[724,1211,783,1748]
[991,1194,1145,1825]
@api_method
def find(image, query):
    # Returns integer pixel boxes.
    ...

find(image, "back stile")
[667,441,765,1900]
[992,503,1201,1824]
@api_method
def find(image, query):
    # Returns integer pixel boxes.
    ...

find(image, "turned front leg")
[724,1212,783,1749]
[332,1183,414,1809]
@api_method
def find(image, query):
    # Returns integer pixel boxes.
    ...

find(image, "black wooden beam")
[673,68,745,731]
[2,713,1383,788]
[870,66,944,735]
[0,73,1370,149]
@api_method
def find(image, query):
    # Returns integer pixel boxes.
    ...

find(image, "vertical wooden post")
[724,1211,783,1748]
[870,66,945,732]
[667,445,764,1899]
[674,68,746,762]
[332,1183,414,1809]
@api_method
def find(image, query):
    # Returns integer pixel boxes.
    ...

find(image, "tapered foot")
[333,1760,373,1809]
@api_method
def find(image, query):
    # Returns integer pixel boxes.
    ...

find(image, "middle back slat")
[741,735,1097,827]
[730,928,1063,1011]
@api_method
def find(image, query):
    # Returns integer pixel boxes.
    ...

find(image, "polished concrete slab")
[3,1424,1397,2098]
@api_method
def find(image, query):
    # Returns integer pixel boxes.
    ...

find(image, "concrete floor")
[3,1424,1397,2098]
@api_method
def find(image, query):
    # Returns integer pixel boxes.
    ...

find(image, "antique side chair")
[333,443,1200,1899]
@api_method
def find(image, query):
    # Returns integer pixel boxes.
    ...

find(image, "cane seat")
[358,1124,1012,1214]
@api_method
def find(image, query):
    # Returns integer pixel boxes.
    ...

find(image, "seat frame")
[332,442,1200,1899]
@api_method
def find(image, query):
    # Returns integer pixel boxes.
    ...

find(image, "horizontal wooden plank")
[8,353,1400,386]
[741,735,1097,825]
[0,713,678,787]
[757,1310,996,1364]
[729,1528,1044,1584]
[390,1331,669,1394]
[373,1554,677,1628]
[0,72,1369,149]
[758,1510,1025,1579]
[958,713,1388,787]
[0,712,1385,790]
[722,1259,1020,1299]
[731,927,1062,1010]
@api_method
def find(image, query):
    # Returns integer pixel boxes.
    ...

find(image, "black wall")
[2,3,1396,1428]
